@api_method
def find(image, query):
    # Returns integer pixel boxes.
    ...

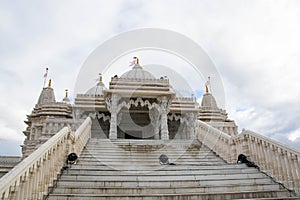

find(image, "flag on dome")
[205,76,210,86]
[44,68,48,78]
[129,57,139,66]
[205,76,210,93]
[129,60,135,66]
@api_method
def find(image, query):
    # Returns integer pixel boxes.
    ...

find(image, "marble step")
[83,147,212,151]
[79,154,219,159]
[64,168,258,176]
[58,172,267,182]
[55,177,274,188]
[85,145,211,152]
[47,190,295,200]
[51,183,282,195]
[74,161,226,166]
[79,152,217,158]
[79,154,222,162]
[69,163,248,171]
[88,139,195,143]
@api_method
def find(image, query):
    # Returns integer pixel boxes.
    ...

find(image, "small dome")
[37,87,56,105]
[86,82,106,95]
[120,64,156,79]
[62,96,70,103]
[62,89,70,104]
[201,93,218,108]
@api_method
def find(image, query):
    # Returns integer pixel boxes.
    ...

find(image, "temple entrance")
[117,103,155,139]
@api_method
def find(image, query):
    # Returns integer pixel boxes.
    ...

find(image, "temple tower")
[22,80,74,157]
[198,90,238,136]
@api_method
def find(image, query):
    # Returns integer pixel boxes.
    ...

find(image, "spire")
[133,56,139,65]
[99,73,103,82]
[37,83,56,105]
[205,76,210,93]
[43,67,49,88]
[63,89,70,103]
[97,73,105,86]
[65,89,68,98]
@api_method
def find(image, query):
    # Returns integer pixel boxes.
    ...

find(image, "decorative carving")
[160,96,171,113]
[97,113,110,122]
[160,96,170,140]
[108,94,119,140]
[74,109,84,119]
[117,97,160,113]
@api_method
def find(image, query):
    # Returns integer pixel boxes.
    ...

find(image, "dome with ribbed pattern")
[120,64,155,79]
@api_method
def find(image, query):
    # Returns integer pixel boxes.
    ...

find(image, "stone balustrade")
[196,120,300,195]
[0,117,92,200]
[196,120,234,162]
[235,130,300,194]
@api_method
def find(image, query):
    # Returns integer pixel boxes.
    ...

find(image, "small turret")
[199,78,238,136]
[63,89,70,103]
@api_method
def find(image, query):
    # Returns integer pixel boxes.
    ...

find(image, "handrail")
[235,129,300,194]
[197,120,231,140]
[239,129,300,155]
[0,117,92,200]
[196,120,234,162]
[70,117,92,155]
[196,121,300,195]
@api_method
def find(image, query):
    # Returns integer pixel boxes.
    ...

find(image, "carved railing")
[196,120,235,162]
[196,120,300,194]
[235,130,300,194]
[0,117,92,200]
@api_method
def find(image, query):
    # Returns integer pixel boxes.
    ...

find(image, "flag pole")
[43,68,48,88]
[208,76,211,94]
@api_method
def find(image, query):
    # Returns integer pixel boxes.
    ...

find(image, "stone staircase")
[46,139,298,200]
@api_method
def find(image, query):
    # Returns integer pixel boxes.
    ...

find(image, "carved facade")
[22,61,237,156]
[73,63,200,140]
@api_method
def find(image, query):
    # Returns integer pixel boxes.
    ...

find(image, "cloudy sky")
[0,0,299,155]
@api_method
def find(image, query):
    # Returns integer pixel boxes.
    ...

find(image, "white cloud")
[288,128,300,141]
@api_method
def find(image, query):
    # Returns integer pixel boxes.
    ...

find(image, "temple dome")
[86,82,106,95]
[37,87,56,105]
[120,64,156,79]
[201,92,218,108]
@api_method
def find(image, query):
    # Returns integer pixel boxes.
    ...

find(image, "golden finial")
[205,76,210,93]
[133,56,139,64]
[99,73,102,82]
[48,79,52,87]
[65,89,68,97]
[205,85,209,93]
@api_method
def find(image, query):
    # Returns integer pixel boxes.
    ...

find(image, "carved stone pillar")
[160,96,170,140]
[107,94,119,140]
[150,108,160,140]
[271,145,279,179]
[291,154,300,192]
[279,149,288,184]
[186,113,197,139]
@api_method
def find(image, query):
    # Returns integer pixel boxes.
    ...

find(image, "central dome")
[120,64,156,79]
